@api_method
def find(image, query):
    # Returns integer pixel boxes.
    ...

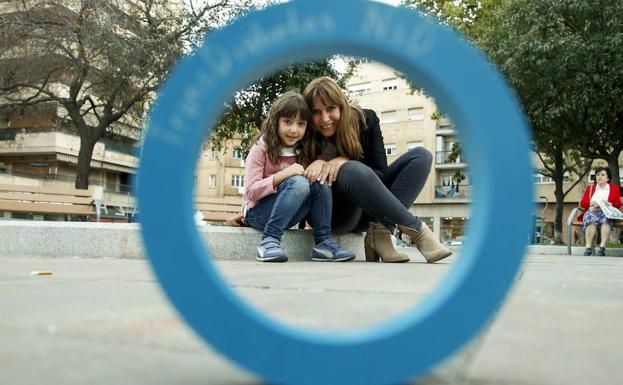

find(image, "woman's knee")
[339,161,376,181]
[407,146,433,166]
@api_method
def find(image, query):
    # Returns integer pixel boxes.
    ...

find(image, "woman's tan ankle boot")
[364,223,410,263]
[398,222,452,263]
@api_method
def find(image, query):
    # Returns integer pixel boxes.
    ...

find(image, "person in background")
[578,167,621,256]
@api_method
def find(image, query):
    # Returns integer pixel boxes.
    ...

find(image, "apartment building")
[0,0,152,219]
[346,59,471,241]
[196,139,246,199]
[345,59,623,243]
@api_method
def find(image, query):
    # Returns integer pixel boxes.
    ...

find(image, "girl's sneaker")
[256,237,288,262]
[312,239,355,262]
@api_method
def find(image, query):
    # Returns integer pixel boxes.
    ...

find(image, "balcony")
[0,128,17,141]
[104,141,138,157]
[436,125,455,136]
[434,184,471,201]
[435,150,466,169]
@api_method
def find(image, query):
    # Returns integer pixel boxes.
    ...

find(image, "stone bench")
[0,221,364,261]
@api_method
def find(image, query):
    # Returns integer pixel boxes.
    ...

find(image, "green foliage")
[478,0,623,186]
[404,0,623,241]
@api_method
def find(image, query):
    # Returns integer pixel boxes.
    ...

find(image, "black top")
[359,109,388,179]
[319,109,388,179]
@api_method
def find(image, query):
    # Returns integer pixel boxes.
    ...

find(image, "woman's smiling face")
[311,96,341,138]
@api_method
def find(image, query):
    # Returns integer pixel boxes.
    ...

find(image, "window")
[210,149,218,160]
[380,110,396,123]
[231,175,244,188]
[385,144,397,156]
[536,171,570,184]
[353,58,371,65]
[533,173,554,184]
[408,107,424,121]
[232,147,242,159]
[209,175,216,187]
[347,82,372,96]
[407,141,423,150]
[382,78,398,91]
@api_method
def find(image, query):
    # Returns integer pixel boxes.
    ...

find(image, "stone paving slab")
[1,252,622,385]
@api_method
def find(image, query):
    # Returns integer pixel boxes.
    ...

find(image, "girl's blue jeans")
[245,176,331,243]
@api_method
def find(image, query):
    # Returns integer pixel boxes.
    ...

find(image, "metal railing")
[435,150,463,165]
[0,128,18,141]
[434,184,471,200]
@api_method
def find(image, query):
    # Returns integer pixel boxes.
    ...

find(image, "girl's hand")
[303,160,326,183]
[225,213,247,227]
[323,157,348,186]
[273,163,305,187]
[284,163,305,178]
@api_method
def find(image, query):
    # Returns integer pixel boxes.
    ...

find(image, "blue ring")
[137,1,533,385]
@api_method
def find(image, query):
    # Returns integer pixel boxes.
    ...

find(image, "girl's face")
[596,170,609,185]
[311,96,341,138]
[277,113,307,147]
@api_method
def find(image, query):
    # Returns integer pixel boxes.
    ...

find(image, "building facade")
[346,60,622,243]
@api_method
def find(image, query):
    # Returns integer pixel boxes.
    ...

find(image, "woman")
[578,167,621,256]
[302,77,451,263]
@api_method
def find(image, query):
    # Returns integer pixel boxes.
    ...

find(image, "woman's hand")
[323,157,349,186]
[303,160,327,183]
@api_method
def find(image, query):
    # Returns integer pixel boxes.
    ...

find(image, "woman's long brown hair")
[303,77,364,160]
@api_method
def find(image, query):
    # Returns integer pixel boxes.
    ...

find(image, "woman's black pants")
[331,147,432,233]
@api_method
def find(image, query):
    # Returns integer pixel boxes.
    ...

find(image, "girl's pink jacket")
[243,141,297,214]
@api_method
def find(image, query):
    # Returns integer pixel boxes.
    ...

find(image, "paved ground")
[1,250,622,385]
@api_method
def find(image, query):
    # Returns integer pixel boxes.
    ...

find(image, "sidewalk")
[1,250,622,385]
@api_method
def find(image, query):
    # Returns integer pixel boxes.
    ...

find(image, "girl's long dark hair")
[259,91,312,166]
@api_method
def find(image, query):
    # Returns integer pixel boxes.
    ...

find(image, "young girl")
[243,91,354,263]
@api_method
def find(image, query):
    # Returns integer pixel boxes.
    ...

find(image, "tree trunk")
[553,149,565,244]
[75,137,97,190]
[608,149,622,186]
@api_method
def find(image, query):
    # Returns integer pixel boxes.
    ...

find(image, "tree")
[0,0,250,189]
[567,1,623,185]
[210,59,355,154]
[402,0,501,40]
[476,0,622,242]
[405,0,623,243]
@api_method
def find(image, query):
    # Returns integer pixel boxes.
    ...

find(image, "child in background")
[243,91,355,263]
